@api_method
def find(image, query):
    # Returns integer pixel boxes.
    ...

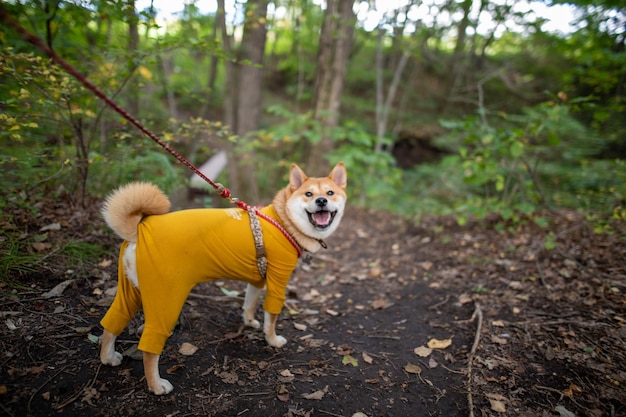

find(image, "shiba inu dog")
[99,162,347,395]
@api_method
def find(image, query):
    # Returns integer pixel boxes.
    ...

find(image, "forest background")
[1,0,625,231]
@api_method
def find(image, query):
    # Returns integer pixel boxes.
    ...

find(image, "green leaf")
[342,354,358,367]
[510,141,523,158]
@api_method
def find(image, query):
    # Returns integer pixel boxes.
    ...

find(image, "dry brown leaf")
[301,385,328,400]
[293,322,307,331]
[371,299,394,310]
[166,364,184,374]
[179,342,198,356]
[491,335,508,345]
[98,259,113,268]
[362,352,373,364]
[217,371,239,384]
[413,346,433,357]
[404,363,422,374]
[41,279,75,299]
[489,399,506,413]
[427,337,452,349]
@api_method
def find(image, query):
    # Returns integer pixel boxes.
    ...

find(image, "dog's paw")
[149,378,174,395]
[243,316,261,329]
[266,334,287,348]
[101,351,123,367]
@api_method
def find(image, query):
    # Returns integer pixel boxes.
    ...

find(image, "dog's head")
[286,162,347,240]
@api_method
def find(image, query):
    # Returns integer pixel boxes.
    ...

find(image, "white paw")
[101,351,123,367]
[266,334,287,348]
[243,316,261,329]
[149,378,174,395]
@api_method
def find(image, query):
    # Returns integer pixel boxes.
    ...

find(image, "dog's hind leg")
[242,284,263,329]
[100,329,123,366]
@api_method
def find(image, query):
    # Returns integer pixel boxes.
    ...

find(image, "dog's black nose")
[315,197,328,207]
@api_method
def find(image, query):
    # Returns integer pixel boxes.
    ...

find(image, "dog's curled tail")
[102,182,171,242]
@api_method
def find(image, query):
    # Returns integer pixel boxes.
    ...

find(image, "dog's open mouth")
[307,210,337,230]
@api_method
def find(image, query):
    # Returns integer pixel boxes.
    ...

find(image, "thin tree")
[306,0,355,174]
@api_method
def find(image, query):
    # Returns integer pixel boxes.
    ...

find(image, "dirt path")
[1,203,625,417]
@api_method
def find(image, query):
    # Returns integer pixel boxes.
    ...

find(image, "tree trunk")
[440,0,473,115]
[126,0,140,117]
[220,0,269,203]
[306,0,355,174]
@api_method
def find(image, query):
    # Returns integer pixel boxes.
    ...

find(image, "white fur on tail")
[101,182,171,242]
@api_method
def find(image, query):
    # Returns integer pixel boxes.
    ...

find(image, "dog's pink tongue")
[313,211,331,226]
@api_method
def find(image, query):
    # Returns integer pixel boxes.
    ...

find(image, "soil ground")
[1,194,625,417]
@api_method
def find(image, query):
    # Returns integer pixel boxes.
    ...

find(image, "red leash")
[0,6,303,257]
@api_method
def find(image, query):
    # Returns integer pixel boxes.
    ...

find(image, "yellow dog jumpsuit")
[100,205,299,355]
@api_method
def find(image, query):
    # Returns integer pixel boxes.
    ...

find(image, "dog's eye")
[305,191,313,197]
[327,190,334,196]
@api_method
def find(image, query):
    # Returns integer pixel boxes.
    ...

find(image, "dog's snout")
[315,197,328,207]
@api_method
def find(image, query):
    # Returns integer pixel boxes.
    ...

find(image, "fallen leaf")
[98,259,113,268]
[87,334,100,344]
[428,358,438,368]
[73,326,93,334]
[179,342,198,356]
[0,385,7,395]
[492,320,505,327]
[371,299,394,310]
[280,369,294,377]
[40,222,61,232]
[458,294,472,304]
[302,385,328,400]
[491,335,508,345]
[41,279,75,299]
[337,344,355,355]
[342,354,358,367]
[563,383,583,397]
[414,346,433,357]
[166,364,184,374]
[5,318,17,331]
[362,352,373,364]
[404,363,422,374]
[489,399,506,413]
[220,287,240,297]
[418,261,433,271]
[32,242,51,252]
[217,371,239,384]
[122,345,143,360]
[427,337,452,349]
[326,309,339,316]
[293,322,307,331]
[555,405,576,417]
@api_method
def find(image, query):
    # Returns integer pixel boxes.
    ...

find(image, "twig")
[428,295,450,310]
[466,302,483,417]
[366,335,401,340]
[27,365,70,416]
[318,410,344,417]
[54,363,102,410]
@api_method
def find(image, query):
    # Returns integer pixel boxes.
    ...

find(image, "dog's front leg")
[242,284,262,329]
[263,311,287,348]
[100,329,123,366]
[143,352,173,395]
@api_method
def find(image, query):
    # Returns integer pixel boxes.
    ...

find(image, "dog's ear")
[289,164,308,189]
[328,162,347,189]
